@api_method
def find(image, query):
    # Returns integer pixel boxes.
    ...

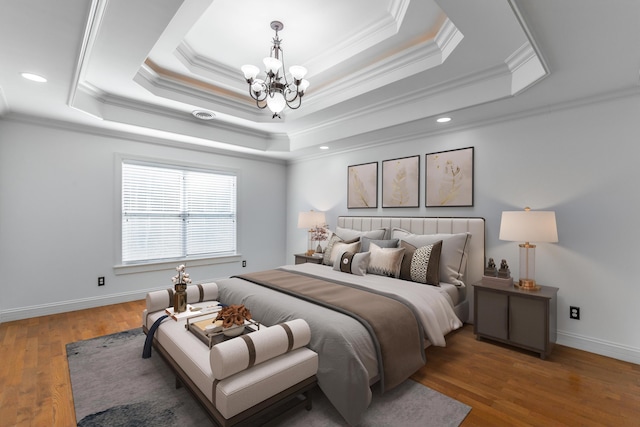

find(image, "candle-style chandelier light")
[240,21,309,119]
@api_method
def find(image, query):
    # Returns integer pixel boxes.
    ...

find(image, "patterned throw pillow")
[366,243,405,278]
[400,240,442,285]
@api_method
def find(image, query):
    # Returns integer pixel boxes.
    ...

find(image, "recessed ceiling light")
[191,110,216,120]
[21,72,47,83]
[319,146,329,150]
[436,117,451,123]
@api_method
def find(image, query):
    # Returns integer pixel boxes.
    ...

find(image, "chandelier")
[241,21,309,119]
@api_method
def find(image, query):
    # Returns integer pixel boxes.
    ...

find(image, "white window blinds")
[122,161,236,264]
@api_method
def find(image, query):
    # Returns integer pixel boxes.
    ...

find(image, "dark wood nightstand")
[473,281,558,359]
[294,253,323,265]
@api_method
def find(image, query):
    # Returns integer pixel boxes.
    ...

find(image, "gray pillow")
[360,237,399,252]
[334,226,386,241]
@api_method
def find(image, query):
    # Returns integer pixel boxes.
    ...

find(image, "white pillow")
[391,228,471,287]
[332,251,371,276]
[210,319,311,380]
[326,241,361,266]
[366,242,405,278]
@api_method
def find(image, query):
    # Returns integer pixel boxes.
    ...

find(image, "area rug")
[67,329,471,426]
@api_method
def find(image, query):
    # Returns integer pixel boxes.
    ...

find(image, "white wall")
[0,120,288,321]
[287,94,640,364]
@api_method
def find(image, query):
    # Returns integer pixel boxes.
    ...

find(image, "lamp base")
[515,279,540,291]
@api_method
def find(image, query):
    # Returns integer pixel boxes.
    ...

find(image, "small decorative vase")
[222,323,245,337]
[174,283,187,313]
[316,242,323,254]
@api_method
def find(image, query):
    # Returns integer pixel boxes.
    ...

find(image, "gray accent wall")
[286,94,640,364]
[0,119,288,321]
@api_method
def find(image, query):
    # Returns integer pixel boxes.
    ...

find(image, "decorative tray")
[186,312,261,348]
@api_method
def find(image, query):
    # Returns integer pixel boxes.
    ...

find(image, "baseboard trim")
[0,287,165,323]
[557,330,640,365]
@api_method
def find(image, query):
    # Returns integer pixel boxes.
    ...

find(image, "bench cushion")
[214,347,317,419]
[210,319,311,380]
[146,282,219,313]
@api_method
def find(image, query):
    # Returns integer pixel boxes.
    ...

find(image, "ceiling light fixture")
[21,72,47,83]
[436,117,451,123]
[241,21,309,119]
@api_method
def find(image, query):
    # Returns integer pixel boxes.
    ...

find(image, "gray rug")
[67,329,471,426]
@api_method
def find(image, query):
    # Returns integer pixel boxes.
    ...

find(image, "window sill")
[113,254,242,276]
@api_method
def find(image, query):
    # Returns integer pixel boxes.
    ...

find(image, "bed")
[215,216,485,425]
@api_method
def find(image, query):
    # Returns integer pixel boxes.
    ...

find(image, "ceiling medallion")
[241,21,309,119]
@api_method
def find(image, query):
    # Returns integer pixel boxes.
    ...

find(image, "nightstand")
[473,281,558,359]
[294,253,323,265]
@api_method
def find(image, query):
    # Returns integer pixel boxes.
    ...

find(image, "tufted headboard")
[337,216,485,322]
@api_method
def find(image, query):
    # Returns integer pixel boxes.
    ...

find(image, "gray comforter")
[215,263,462,425]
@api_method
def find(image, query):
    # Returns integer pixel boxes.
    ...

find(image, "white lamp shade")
[251,79,265,93]
[266,91,286,113]
[263,57,282,74]
[289,65,307,80]
[298,79,310,92]
[241,64,259,80]
[499,210,558,243]
[297,211,326,229]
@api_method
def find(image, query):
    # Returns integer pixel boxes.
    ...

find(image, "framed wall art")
[382,155,420,208]
[425,147,474,207]
[347,161,378,208]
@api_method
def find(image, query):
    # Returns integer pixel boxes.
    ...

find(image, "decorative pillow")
[398,240,442,286]
[325,240,361,266]
[210,319,311,380]
[332,251,371,276]
[360,237,398,253]
[334,226,386,241]
[392,228,471,287]
[322,234,359,265]
[366,243,405,278]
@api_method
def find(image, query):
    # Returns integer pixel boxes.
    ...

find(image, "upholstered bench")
[142,283,318,426]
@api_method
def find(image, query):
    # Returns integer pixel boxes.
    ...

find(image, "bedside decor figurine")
[482,258,514,287]
[498,259,511,279]
[484,258,498,277]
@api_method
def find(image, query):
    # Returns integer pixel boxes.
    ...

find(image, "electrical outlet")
[570,306,580,320]
[98,276,105,286]
[242,260,247,267]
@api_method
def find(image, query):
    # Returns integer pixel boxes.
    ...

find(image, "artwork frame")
[425,147,474,207]
[382,155,420,208]
[347,161,378,209]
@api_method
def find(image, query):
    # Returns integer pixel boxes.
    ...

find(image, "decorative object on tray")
[171,264,192,313]
[482,258,513,287]
[498,259,511,278]
[215,304,253,336]
[484,258,498,276]
[425,147,474,207]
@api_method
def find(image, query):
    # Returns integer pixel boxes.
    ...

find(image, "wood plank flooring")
[1,301,638,426]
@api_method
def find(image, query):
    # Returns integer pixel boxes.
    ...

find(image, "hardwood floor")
[1,301,638,426]
[415,327,640,426]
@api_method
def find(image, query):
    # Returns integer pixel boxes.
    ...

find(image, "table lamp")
[297,210,326,256]
[499,207,558,291]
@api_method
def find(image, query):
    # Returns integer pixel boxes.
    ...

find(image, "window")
[121,160,237,264]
